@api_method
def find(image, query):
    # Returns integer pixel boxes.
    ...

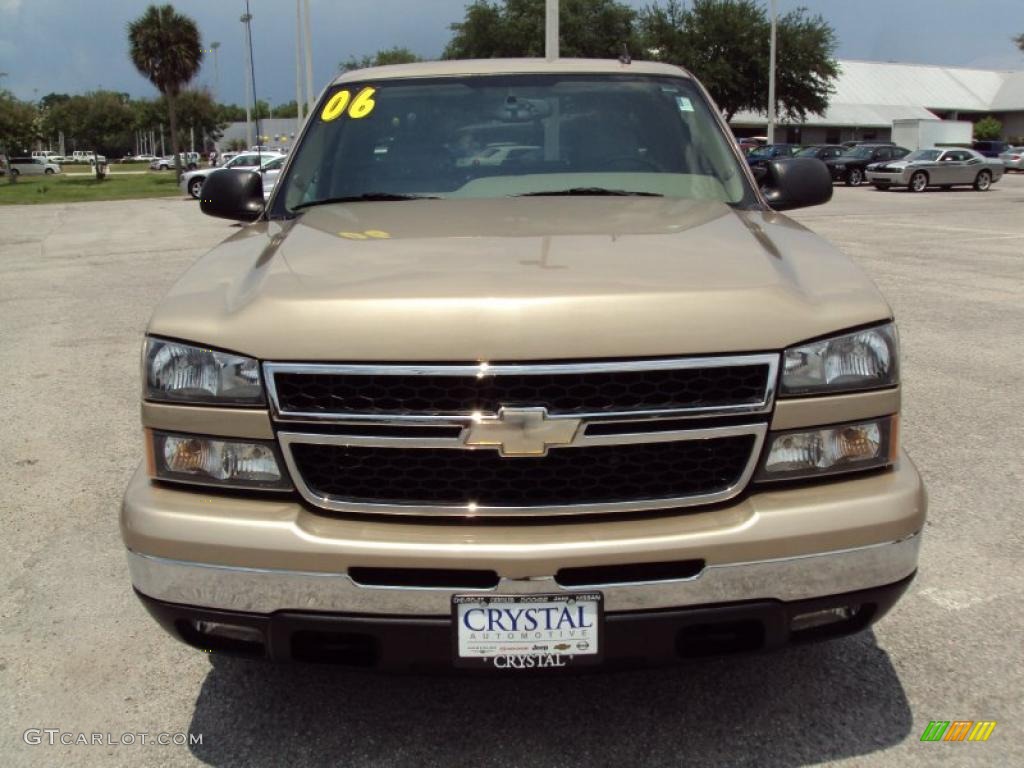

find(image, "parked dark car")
[746,143,801,168]
[826,144,910,186]
[796,144,847,162]
[972,140,1008,158]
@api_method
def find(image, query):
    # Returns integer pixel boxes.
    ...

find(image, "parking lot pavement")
[2,179,1022,767]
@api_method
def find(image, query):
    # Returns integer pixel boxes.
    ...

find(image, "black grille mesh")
[274,365,769,416]
[290,435,756,508]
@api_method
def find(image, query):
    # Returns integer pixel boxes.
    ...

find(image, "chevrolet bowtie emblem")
[463,407,581,457]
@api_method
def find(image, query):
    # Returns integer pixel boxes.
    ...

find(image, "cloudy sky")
[1,0,1022,105]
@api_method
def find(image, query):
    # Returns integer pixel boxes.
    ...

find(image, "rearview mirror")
[761,157,833,211]
[199,169,265,222]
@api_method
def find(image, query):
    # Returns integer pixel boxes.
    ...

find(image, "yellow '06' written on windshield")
[320,87,377,122]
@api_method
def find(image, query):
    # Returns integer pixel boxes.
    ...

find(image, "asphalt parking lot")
[2,176,1022,767]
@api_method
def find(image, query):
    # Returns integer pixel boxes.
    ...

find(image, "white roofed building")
[731,59,1024,144]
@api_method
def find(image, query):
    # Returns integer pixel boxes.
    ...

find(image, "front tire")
[188,178,204,199]
[973,170,992,191]
[846,168,863,186]
[44,168,55,175]
[10,168,19,177]
[909,171,928,192]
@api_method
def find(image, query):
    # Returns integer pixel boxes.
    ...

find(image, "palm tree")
[127,4,203,180]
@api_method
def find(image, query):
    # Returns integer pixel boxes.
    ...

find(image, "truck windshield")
[272,73,754,215]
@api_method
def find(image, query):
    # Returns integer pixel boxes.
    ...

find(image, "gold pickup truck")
[122,59,925,671]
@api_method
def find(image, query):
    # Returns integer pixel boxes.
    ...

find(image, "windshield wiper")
[292,192,438,211]
[515,187,663,197]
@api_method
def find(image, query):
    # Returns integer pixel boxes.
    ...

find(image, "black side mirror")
[199,169,264,222]
[761,157,833,211]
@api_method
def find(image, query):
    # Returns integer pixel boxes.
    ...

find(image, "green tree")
[273,100,299,118]
[0,90,40,184]
[43,92,135,163]
[169,89,227,149]
[341,46,422,72]
[640,0,838,122]
[217,103,247,122]
[973,116,1002,140]
[127,4,203,180]
[444,0,638,59]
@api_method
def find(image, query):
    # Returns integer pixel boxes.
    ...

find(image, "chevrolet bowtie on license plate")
[452,593,603,669]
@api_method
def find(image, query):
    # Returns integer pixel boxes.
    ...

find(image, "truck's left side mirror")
[199,169,265,222]
[761,157,833,211]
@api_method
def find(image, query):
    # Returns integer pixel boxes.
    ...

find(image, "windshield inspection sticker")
[676,96,694,112]
[321,86,377,122]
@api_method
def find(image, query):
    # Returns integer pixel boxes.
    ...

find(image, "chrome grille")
[268,355,778,517]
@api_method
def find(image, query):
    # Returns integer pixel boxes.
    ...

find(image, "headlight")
[145,338,264,405]
[781,323,898,396]
[757,417,897,482]
[150,431,291,490]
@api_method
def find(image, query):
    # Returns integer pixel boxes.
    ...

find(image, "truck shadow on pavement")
[186,629,911,767]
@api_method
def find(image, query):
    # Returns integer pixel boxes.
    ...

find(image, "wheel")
[188,177,205,199]
[846,168,863,186]
[973,170,992,191]
[909,171,928,192]
[44,168,55,175]
[10,168,19,177]
[187,162,198,171]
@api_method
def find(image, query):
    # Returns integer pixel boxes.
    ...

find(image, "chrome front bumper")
[128,531,921,616]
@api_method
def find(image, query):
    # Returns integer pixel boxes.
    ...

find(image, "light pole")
[295,0,305,127]
[241,12,254,148]
[302,0,314,114]
[210,41,221,99]
[545,0,559,61]
[767,0,777,144]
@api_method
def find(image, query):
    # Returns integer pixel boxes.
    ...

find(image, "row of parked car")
[744,140,1020,193]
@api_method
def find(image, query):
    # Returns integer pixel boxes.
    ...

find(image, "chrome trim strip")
[277,423,767,517]
[263,354,780,425]
[126,531,921,615]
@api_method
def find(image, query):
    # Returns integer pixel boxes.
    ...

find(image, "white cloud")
[0,0,23,13]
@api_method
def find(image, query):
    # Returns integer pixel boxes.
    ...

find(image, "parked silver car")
[259,155,288,200]
[180,152,284,199]
[1,156,62,177]
[150,152,202,171]
[866,148,1005,192]
[998,146,1024,171]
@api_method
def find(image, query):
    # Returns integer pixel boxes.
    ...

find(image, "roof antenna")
[619,43,631,65]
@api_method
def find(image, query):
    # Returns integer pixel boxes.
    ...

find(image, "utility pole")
[545,0,559,61]
[295,0,305,128]
[241,12,254,148]
[302,0,315,114]
[210,41,221,99]
[767,0,777,144]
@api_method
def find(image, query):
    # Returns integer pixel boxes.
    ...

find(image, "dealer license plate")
[452,592,603,669]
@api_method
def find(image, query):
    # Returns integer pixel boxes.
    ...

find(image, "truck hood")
[149,197,891,361]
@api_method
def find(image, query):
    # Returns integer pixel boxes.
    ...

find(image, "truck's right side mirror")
[761,157,833,211]
[199,169,265,222]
